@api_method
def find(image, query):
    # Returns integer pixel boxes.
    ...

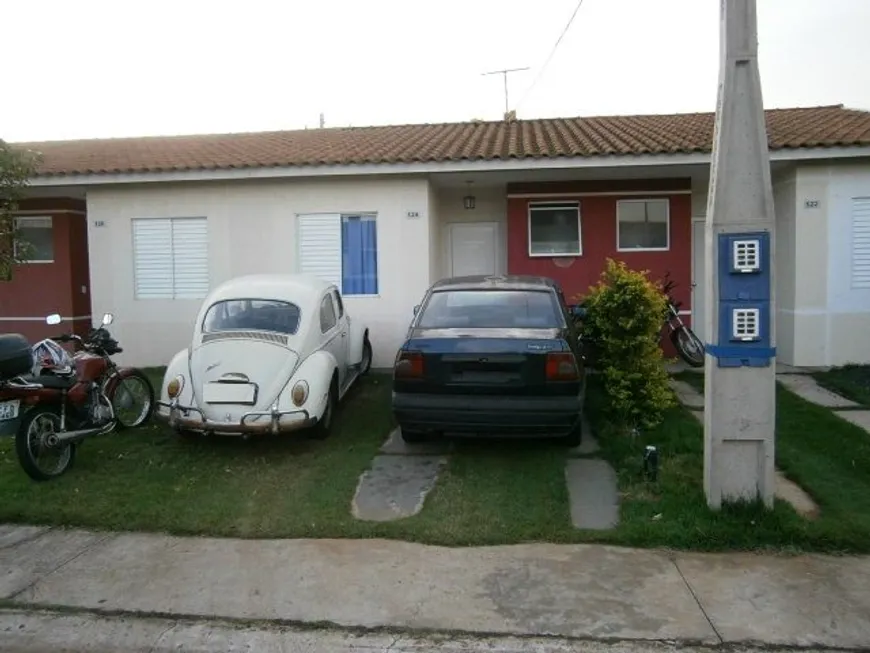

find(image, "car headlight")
[291,380,309,407]
[167,375,185,399]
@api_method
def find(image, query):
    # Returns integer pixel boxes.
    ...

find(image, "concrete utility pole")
[703,0,777,509]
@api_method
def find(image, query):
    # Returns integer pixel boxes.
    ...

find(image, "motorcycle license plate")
[0,400,20,421]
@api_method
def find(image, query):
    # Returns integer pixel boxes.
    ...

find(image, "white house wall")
[86,176,433,369]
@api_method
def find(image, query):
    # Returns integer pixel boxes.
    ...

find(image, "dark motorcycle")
[661,272,705,368]
[0,312,155,481]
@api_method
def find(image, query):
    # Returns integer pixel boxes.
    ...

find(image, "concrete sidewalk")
[1,524,869,650]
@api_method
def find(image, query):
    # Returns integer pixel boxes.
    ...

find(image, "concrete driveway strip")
[8,533,717,643]
[675,551,870,648]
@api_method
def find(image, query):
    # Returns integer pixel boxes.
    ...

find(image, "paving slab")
[9,534,718,642]
[568,433,600,456]
[565,459,619,530]
[380,428,454,455]
[668,379,704,410]
[774,471,819,519]
[834,409,870,433]
[675,551,870,648]
[776,374,860,408]
[776,362,813,375]
[352,455,446,522]
[0,529,112,599]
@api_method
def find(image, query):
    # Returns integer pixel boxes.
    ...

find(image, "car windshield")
[416,289,564,329]
[202,299,301,335]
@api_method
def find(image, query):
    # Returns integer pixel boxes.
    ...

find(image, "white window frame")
[14,216,54,263]
[527,201,582,258]
[132,216,210,300]
[616,198,671,252]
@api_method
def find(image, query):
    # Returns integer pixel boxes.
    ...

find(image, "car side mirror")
[102,312,114,326]
[45,313,62,326]
[568,305,587,319]
[413,305,420,316]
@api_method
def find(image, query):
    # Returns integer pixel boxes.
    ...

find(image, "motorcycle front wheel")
[15,407,77,482]
[108,369,156,429]
[671,326,706,368]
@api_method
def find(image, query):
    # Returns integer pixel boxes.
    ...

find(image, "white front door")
[449,222,498,277]
[692,218,706,342]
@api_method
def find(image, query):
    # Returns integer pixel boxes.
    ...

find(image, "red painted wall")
[0,198,91,345]
[505,180,693,357]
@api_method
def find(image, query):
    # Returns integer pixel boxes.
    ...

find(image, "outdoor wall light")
[463,195,476,210]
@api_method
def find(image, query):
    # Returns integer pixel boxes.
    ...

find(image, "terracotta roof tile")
[13,104,870,178]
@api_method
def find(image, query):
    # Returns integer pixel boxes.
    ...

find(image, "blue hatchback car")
[391,274,586,446]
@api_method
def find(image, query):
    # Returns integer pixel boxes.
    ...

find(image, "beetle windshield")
[416,289,564,329]
[202,299,301,335]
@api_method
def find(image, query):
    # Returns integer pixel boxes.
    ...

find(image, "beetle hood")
[190,338,300,422]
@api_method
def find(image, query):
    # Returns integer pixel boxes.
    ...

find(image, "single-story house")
[2,104,869,369]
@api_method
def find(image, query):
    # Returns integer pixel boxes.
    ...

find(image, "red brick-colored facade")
[0,198,91,344]
[505,179,694,355]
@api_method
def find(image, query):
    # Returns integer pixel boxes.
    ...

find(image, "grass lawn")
[811,364,870,406]
[1,366,869,553]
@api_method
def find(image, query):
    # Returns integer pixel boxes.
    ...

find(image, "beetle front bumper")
[155,399,316,435]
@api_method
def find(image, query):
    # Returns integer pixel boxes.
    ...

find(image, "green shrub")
[578,258,675,432]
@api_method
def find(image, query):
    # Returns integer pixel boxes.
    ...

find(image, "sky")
[2,0,869,143]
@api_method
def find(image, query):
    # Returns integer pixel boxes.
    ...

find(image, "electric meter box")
[713,231,775,367]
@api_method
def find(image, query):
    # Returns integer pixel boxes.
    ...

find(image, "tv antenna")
[482,67,530,116]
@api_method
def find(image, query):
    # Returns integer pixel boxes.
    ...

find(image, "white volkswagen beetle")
[155,274,373,439]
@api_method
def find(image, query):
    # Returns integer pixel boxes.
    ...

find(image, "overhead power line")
[515,0,587,113]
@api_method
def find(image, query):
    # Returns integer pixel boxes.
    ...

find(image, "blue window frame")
[341,215,378,295]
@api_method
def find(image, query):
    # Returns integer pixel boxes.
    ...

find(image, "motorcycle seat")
[20,373,78,390]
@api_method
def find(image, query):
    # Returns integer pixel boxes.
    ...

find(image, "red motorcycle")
[0,313,155,481]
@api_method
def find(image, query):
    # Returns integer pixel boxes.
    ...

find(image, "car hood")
[190,339,300,421]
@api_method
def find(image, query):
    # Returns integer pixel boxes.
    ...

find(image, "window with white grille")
[732,239,760,273]
[852,198,870,289]
[132,217,209,299]
[732,308,760,341]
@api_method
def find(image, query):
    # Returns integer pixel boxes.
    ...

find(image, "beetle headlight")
[167,375,185,399]
[291,380,309,407]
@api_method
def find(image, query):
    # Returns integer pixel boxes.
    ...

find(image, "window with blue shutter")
[298,213,379,296]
